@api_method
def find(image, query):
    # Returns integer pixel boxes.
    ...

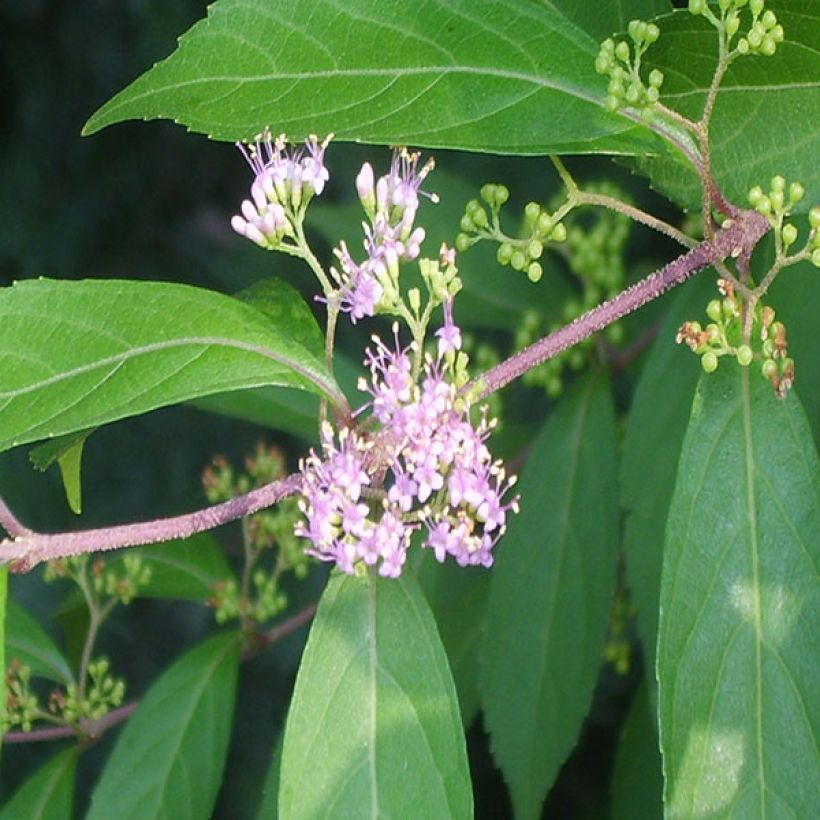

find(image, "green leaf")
[0,748,78,820]
[5,601,74,687]
[610,683,663,820]
[416,552,488,730]
[658,366,820,817]
[636,2,820,211]
[0,278,344,453]
[30,429,94,515]
[191,352,360,444]
[278,571,472,819]
[87,632,240,820]
[620,275,713,691]
[480,373,619,820]
[105,535,233,602]
[257,732,283,820]
[82,0,668,157]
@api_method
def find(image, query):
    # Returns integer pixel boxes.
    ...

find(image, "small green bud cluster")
[749,177,820,264]
[677,279,793,396]
[59,658,125,724]
[202,445,308,627]
[3,659,39,733]
[689,0,783,58]
[603,589,634,677]
[514,186,631,398]
[44,553,151,607]
[595,20,663,120]
[455,184,566,284]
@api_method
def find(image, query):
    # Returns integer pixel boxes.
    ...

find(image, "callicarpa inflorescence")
[231,137,519,579]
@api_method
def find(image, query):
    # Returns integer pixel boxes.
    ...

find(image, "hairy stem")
[476,209,769,397]
[1,473,303,572]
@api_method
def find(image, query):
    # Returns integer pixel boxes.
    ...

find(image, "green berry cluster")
[677,279,793,397]
[603,588,635,677]
[3,659,39,733]
[58,658,125,725]
[44,552,152,607]
[595,20,663,120]
[455,184,566,284]
[748,178,820,266]
[689,0,783,57]
[3,656,126,734]
[202,444,307,628]
[514,185,631,398]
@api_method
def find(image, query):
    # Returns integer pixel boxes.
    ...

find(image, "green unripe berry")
[706,299,723,322]
[737,345,754,367]
[737,37,750,54]
[755,195,771,215]
[770,175,785,192]
[524,201,540,222]
[527,239,544,259]
[762,9,776,29]
[646,24,660,43]
[495,185,510,205]
[626,83,641,105]
[701,351,719,373]
[472,206,488,228]
[628,20,642,41]
[511,250,527,271]
[761,359,777,380]
[595,55,610,74]
[718,0,730,11]
[689,0,706,15]
[748,28,762,48]
[748,185,764,206]
[726,13,740,37]
[455,233,471,253]
[812,248,820,268]
[810,206,820,229]
[646,86,660,104]
[480,184,496,203]
[750,0,764,16]
[771,24,784,43]
[762,338,775,358]
[537,212,553,234]
[769,190,784,212]
[551,223,567,243]
[760,36,776,56]
[496,243,513,265]
[706,323,721,344]
[605,94,620,112]
[788,182,805,204]
[781,223,797,247]
[527,262,543,283]
[648,69,664,89]
[615,41,630,62]
[608,78,625,96]
[460,214,474,232]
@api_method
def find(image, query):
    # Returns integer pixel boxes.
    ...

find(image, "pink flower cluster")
[332,151,433,321]
[295,315,518,578]
[231,130,330,248]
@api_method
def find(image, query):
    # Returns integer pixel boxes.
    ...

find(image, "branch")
[1,473,304,572]
[475,208,769,397]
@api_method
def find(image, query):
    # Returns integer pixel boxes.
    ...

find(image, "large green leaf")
[658,366,820,817]
[82,0,668,157]
[5,601,74,687]
[278,571,472,819]
[87,632,240,820]
[480,373,619,820]
[0,278,344,453]
[0,748,78,820]
[620,274,712,694]
[636,1,820,211]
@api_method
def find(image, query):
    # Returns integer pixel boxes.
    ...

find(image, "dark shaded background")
[0,2,682,816]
